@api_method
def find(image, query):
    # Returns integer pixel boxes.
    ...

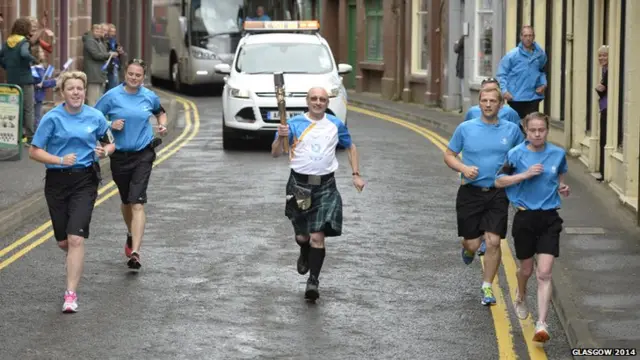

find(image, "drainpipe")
[393,0,405,101]
[403,0,411,101]
[566,0,577,157]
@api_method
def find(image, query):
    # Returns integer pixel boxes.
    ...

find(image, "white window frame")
[15,1,21,17]
[473,1,494,82]
[411,0,428,75]
[30,0,38,17]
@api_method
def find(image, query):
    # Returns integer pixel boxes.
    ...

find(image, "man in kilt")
[272,87,366,301]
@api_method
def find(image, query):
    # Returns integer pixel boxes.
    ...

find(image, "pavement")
[0,89,181,237]
[0,92,575,359]
[347,90,640,356]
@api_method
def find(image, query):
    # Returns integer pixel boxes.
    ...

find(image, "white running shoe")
[62,291,78,313]
[514,289,529,320]
[533,321,550,343]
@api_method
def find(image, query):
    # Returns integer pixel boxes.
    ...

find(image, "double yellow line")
[348,105,548,360]
[0,91,199,271]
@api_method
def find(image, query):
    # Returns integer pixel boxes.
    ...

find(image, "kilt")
[285,171,343,237]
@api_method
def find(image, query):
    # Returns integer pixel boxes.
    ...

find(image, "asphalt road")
[0,89,574,360]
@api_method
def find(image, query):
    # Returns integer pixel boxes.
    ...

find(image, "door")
[346,1,357,89]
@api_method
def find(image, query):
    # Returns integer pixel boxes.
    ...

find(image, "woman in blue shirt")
[495,112,571,343]
[95,59,168,270]
[29,71,115,313]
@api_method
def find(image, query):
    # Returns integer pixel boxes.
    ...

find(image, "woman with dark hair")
[0,17,38,143]
[495,112,571,343]
[95,59,168,270]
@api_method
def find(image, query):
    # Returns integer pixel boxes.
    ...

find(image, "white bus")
[150,0,304,93]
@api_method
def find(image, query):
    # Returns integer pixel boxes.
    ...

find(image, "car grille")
[255,92,308,98]
[235,107,336,122]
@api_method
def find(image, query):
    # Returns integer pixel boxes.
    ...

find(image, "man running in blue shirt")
[496,26,548,119]
[464,78,522,128]
[444,87,525,306]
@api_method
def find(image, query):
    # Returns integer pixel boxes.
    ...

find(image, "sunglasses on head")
[128,58,146,67]
[481,77,499,85]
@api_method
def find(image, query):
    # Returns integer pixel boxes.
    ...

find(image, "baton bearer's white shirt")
[275,113,353,176]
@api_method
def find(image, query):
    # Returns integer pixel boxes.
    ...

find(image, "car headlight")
[230,87,250,98]
[191,48,217,60]
[329,87,340,98]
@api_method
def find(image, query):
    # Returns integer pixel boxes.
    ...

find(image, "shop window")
[475,0,494,80]
[411,0,429,74]
[366,0,383,62]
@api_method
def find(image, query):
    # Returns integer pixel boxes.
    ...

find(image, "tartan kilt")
[284,172,343,237]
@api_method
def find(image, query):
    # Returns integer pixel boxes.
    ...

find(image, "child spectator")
[31,45,56,130]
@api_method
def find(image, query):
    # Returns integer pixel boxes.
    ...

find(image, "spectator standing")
[595,45,609,181]
[31,45,57,130]
[0,17,38,143]
[82,24,117,105]
[454,35,464,113]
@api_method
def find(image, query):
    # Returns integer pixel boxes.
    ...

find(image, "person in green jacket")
[0,17,38,143]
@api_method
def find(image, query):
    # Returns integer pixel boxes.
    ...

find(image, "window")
[474,0,494,80]
[235,43,334,74]
[366,0,383,62]
[411,0,429,74]
[30,0,37,16]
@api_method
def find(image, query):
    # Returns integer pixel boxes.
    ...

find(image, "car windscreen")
[234,42,334,74]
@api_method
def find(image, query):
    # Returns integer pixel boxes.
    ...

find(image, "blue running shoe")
[481,286,496,305]
[461,248,475,265]
[477,241,486,256]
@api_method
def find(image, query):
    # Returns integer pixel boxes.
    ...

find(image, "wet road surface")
[0,90,573,359]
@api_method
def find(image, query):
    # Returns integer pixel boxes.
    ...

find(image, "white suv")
[213,21,352,150]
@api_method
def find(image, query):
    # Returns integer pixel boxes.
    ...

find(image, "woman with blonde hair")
[29,71,115,313]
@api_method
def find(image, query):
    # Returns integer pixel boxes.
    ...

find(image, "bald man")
[272,87,366,301]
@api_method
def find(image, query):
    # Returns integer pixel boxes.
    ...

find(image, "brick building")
[0,0,149,90]
[319,0,449,106]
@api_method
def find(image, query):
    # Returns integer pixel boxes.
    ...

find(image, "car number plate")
[267,111,303,120]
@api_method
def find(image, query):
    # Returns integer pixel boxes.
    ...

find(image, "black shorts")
[512,209,563,260]
[507,100,542,119]
[110,146,156,204]
[44,166,100,241]
[455,184,509,240]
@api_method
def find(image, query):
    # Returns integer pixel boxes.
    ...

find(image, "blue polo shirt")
[31,104,110,169]
[497,141,568,210]
[94,84,161,152]
[448,118,525,188]
[464,105,522,126]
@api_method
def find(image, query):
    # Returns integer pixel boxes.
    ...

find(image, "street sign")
[0,84,23,161]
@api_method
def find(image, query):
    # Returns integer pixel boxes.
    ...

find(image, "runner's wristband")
[60,156,63,165]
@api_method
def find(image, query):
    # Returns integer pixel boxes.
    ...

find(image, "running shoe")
[62,291,78,313]
[513,289,529,319]
[127,251,142,269]
[533,321,550,342]
[461,247,475,265]
[124,234,133,257]
[477,240,486,256]
[481,286,496,305]
[304,275,319,301]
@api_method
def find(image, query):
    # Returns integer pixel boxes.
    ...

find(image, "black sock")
[308,247,325,279]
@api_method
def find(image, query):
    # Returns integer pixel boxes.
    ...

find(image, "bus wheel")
[171,59,182,92]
